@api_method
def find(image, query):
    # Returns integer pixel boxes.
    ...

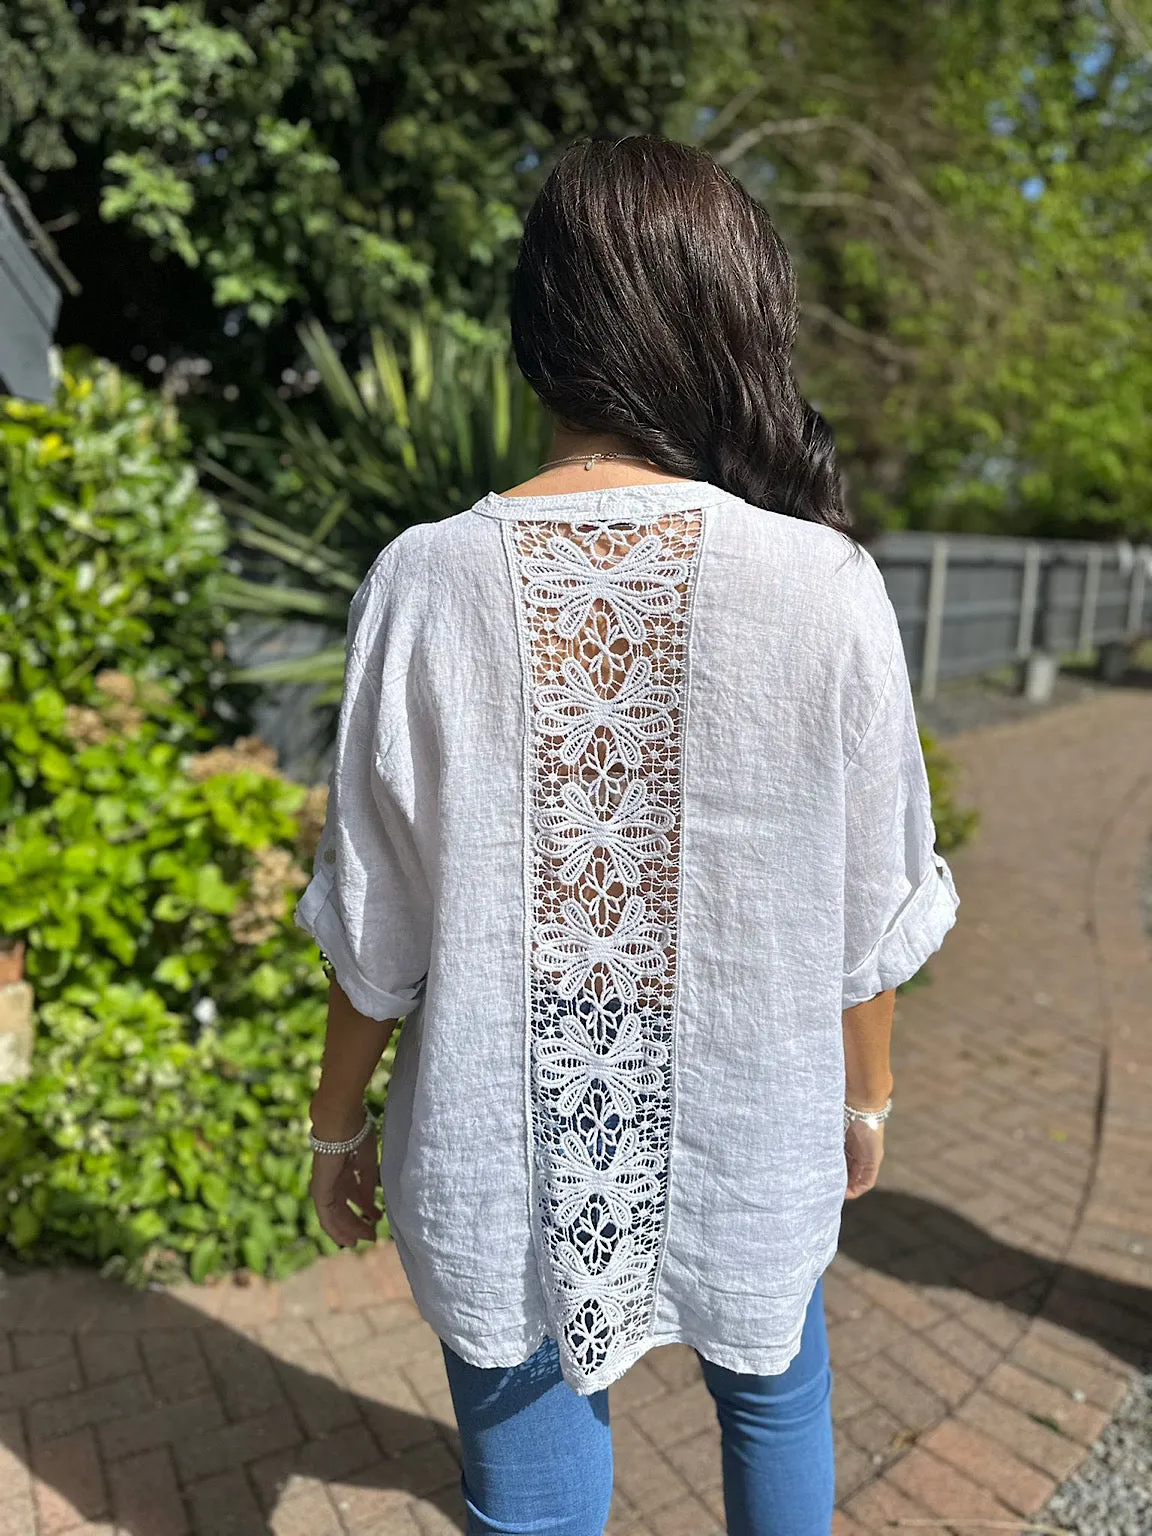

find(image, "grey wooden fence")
[871,531,1152,701]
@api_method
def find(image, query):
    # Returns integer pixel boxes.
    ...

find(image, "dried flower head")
[229,844,308,946]
[94,670,137,705]
[135,679,172,712]
[101,700,146,734]
[63,706,111,749]
[294,784,330,862]
[188,735,280,782]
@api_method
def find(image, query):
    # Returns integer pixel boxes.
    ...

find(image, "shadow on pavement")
[840,1188,1152,1369]
[0,1261,469,1535]
[3,1186,1150,1533]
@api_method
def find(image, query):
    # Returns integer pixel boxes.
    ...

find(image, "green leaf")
[103,1095,141,1119]
[7,1205,42,1250]
[154,954,193,991]
[130,1209,167,1243]
[200,1173,231,1213]
[241,1233,270,1275]
[190,1236,221,1283]
[194,865,237,914]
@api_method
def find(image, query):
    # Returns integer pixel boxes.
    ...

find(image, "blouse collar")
[471,479,733,523]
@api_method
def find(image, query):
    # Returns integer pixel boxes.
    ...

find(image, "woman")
[298,135,959,1536]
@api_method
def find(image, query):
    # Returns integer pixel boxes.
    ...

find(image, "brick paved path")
[2,689,1151,1536]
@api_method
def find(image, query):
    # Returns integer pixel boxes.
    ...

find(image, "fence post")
[1016,542,1041,658]
[1022,552,1059,701]
[919,537,949,703]
[1126,550,1147,639]
[1077,546,1102,656]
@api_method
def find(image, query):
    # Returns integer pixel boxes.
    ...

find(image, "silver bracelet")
[310,1109,375,1156]
[844,1098,892,1133]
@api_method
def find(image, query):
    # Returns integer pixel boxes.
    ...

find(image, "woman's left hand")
[309,1128,384,1248]
[844,1121,884,1200]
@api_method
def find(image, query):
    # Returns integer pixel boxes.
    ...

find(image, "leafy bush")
[0,359,396,1282]
[0,352,242,776]
[0,677,394,1280]
[921,726,979,853]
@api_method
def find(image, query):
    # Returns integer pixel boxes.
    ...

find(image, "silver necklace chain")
[537,450,661,472]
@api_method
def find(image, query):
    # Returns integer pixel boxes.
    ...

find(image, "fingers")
[318,1196,377,1248]
[845,1159,880,1199]
[310,1150,384,1248]
[844,1126,884,1200]
[348,1141,385,1224]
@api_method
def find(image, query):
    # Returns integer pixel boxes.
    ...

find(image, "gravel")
[1036,829,1152,1536]
[1040,1372,1152,1536]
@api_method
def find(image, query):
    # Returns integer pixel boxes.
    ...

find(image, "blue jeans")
[440,1276,834,1535]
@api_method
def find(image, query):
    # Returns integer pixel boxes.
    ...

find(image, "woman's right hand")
[845,1121,884,1199]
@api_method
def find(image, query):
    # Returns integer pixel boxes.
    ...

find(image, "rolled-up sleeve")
[295,601,433,1021]
[841,603,959,1010]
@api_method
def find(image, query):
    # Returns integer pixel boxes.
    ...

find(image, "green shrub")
[893,726,976,995]
[0,681,392,1281]
[0,358,365,1282]
[0,353,241,778]
[921,726,979,853]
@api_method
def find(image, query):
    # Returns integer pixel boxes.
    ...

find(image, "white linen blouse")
[295,479,959,1396]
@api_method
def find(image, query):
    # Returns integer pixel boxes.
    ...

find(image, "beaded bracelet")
[843,1098,892,1133]
[309,1109,375,1157]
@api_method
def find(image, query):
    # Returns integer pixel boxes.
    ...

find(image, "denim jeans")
[439,1276,834,1535]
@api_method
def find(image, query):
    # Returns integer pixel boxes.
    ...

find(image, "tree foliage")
[0,0,716,400]
[3,0,1151,535]
[707,0,1152,538]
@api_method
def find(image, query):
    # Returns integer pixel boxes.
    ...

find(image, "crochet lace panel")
[507,511,704,1384]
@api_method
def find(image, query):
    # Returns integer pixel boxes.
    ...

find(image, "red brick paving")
[1,688,1150,1532]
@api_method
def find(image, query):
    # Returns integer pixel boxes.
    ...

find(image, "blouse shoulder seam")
[843,617,899,771]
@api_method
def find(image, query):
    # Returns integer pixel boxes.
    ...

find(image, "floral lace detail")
[508,512,703,1387]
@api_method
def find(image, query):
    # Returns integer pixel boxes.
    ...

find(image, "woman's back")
[297,476,958,1394]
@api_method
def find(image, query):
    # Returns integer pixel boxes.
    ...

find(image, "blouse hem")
[412,1244,837,1398]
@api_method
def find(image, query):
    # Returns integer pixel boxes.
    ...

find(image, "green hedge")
[0,677,391,1281]
[0,355,240,762]
[0,359,384,1282]
[921,726,979,854]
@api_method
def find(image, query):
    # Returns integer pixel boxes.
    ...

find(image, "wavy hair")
[510,135,856,542]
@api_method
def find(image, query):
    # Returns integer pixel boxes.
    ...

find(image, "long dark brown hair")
[511,135,855,539]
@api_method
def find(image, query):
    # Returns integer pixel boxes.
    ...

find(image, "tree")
[705,0,1152,538]
[0,0,721,415]
[6,0,1151,538]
